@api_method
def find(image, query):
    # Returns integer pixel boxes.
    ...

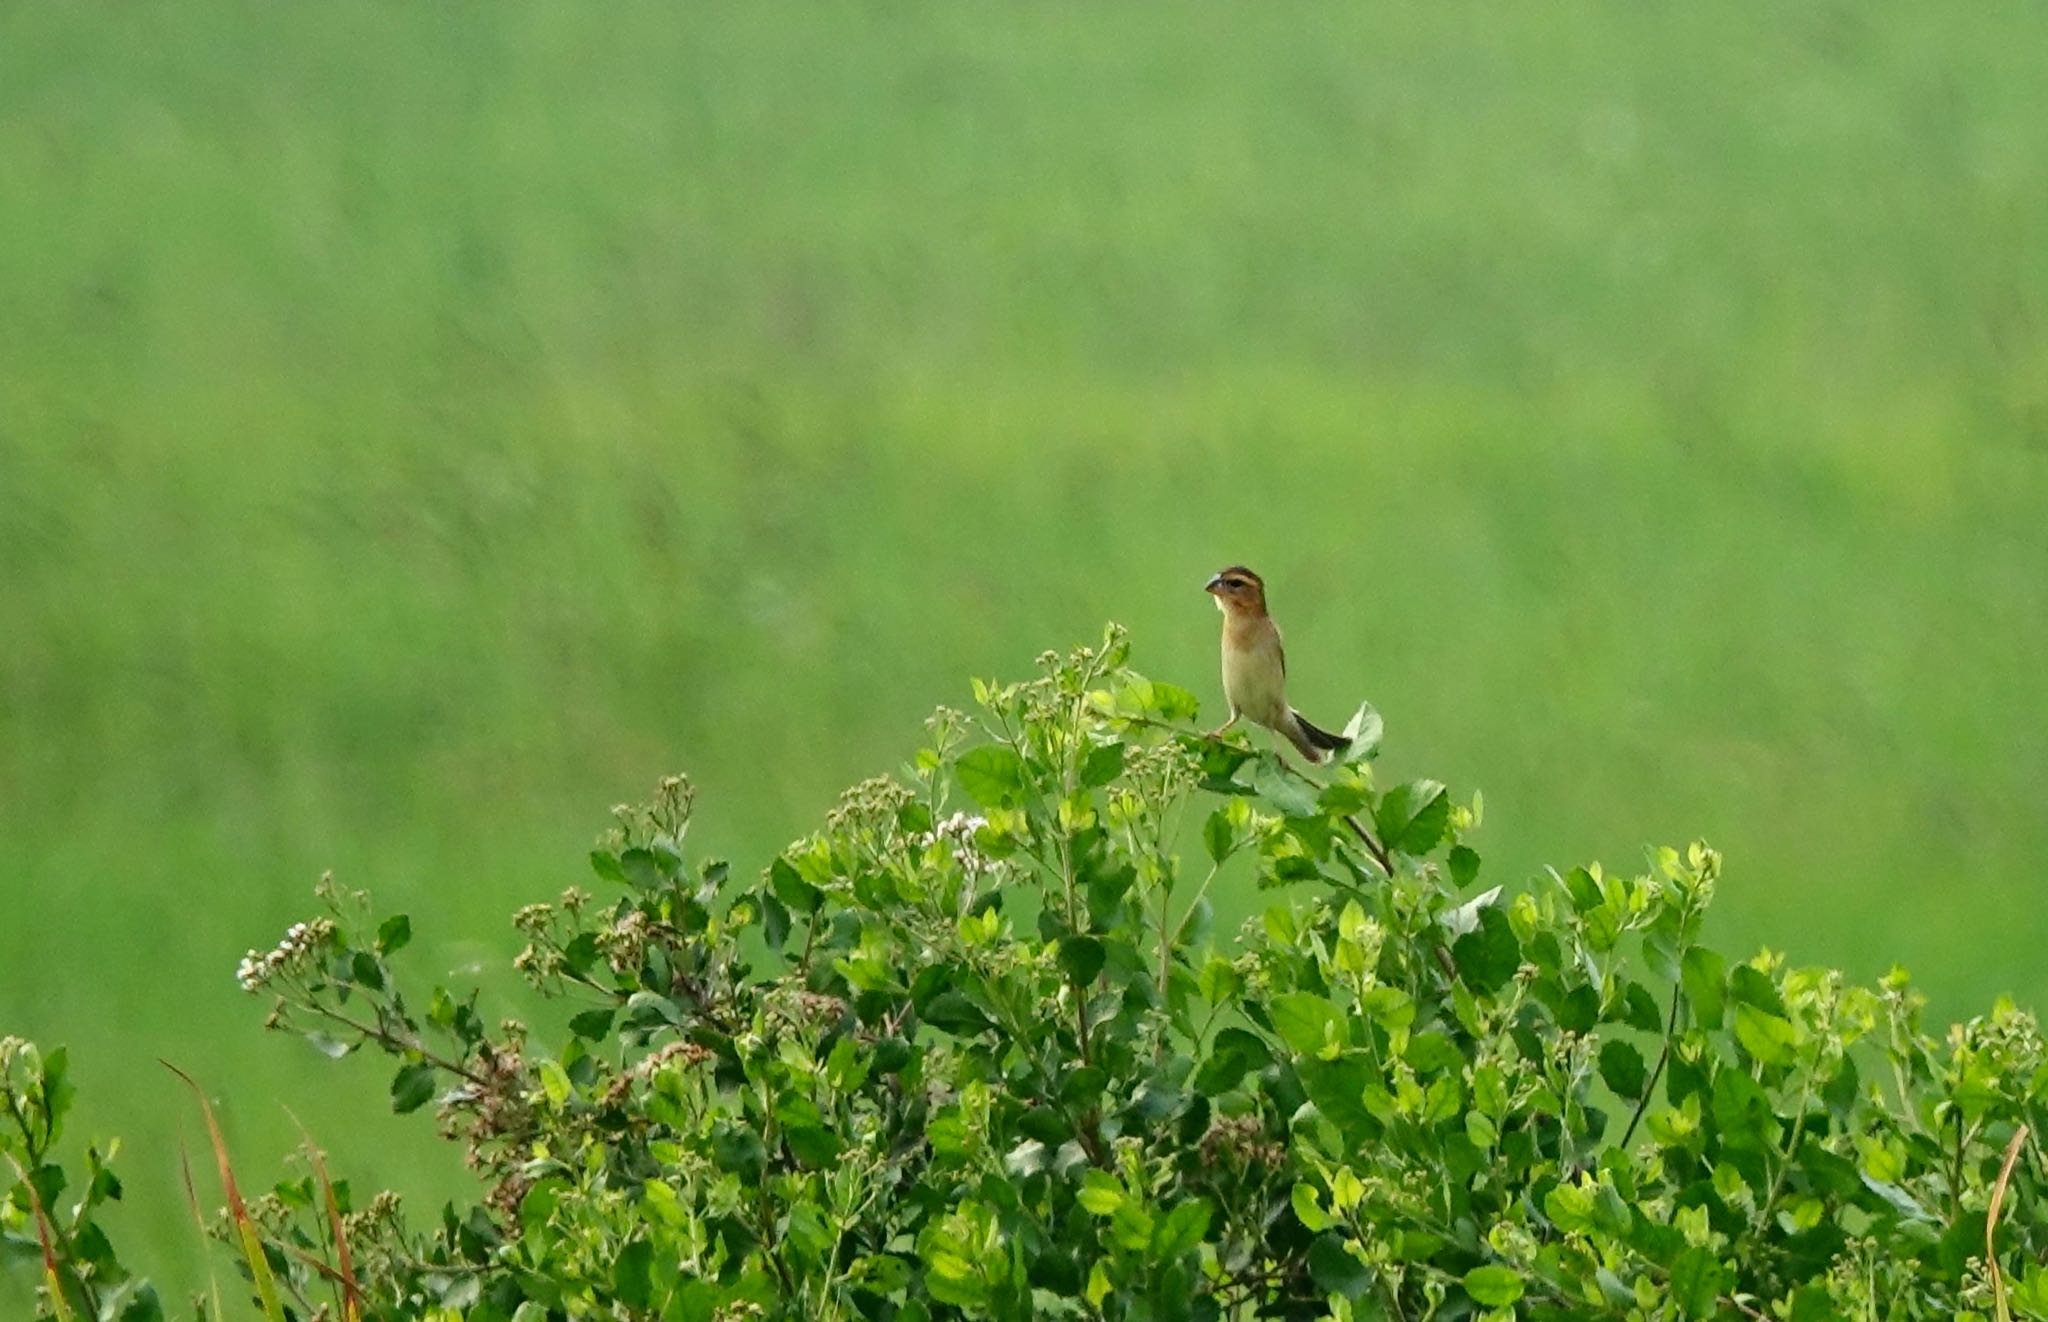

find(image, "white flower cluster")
[920,811,995,877]
[234,918,337,992]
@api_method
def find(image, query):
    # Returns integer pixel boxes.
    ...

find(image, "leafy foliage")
[9,627,2048,1319]
[0,1040,162,1321]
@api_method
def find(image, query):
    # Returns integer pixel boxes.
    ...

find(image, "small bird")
[1204,566,1351,764]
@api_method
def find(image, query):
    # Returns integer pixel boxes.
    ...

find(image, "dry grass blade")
[5,1152,76,1322]
[178,1142,227,1322]
[288,1108,362,1322]
[1987,1122,2030,1322]
[163,1060,289,1322]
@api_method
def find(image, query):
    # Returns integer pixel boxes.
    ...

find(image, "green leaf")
[1376,779,1449,854]
[1307,1234,1370,1300]
[538,1059,571,1107]
[768,856,822,913]
[712,1125,766,1180]
[1338,701,1384,762]
[1077,741,1125,788]
[1404,1031,1462,1073]
[613,1239,654,1310]
[1152,1200,1211,1259]
[1711,1065,1777,1152]
[375,914,412,954]
[1463,1264,1524,1307]
[1268,991,1345,1055]
[1198,953,1243,1005]
[389,1062,436,1114]
[1668,1246,1727,1319]
[1557,984,1600,1033]
[1448,845,1481,887]
[955,745,1029,808]
[1733,1002,1797,1066]
[1681,947,1727,1030]
[1318,779,1370,816]
[1296,1055,1378,1144]
[349,951,384,991]
[1599,1040,1647,1099]
[1451,904,1521,995]
[760,892,790,950]
[1359,985,1415,1030]
[1292,1182,1332,1231]
[1544,1181,1595,1234]
[1249,754,1321,818]
[919,991,994,1037]
[1192,1027,1272,1094]
[568,1009,614,1040]
[1859,1173,1931,1221]
[871,1037,914,1075]
[1058,935,1106,986]
[1581,902,1623,952]
[1620,981,1664,1033]
[1202,806,1236,864]
[624,990,685,1029]
[1077,1171,1124,1216]
[921,1236,988,1309]
[1138,680,1201,722]
[784,1125,844,1168]
[1728,963,1787,1016]
[619,847,662,889]
[1060,1064,1108,1105]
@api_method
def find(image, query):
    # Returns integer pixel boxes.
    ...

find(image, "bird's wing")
[1275,626,1286,677]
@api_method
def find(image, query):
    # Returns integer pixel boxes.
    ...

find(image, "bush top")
[7,627,2048,1321]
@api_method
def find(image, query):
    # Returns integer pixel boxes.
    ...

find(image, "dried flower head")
[826,775,913,835]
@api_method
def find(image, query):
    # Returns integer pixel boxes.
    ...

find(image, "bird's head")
[1204,565,1268,617]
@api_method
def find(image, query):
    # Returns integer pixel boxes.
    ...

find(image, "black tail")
[1292,711,1351,756]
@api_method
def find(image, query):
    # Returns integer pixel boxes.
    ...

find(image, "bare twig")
[1621,986,1685,1148]
[1338,813,1396,877]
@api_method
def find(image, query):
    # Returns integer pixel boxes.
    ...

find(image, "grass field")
[4,1,2047,1299]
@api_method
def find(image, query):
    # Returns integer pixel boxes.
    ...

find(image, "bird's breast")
[1221,629,1288,725]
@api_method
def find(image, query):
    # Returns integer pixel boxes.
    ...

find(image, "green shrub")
[8,627,2048,1319]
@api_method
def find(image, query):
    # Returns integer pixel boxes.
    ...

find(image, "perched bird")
[1204,566,1350,764]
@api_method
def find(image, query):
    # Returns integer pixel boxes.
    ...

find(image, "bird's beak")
[1203,573,1224,594]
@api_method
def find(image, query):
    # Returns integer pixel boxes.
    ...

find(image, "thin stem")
[1621,985,1685,1148]
[796,911,821,976]
[1948,1108,1970,1225]
[1054,692,1097,1067]
[1754,1075,1814,1235]
[1172,859,1225,945]
[1884,1010,1924,1135]
[1338,813,1396,877]
[1156,874,1173,1019]
[5,1090,39,1163]
[300,1001,490,1088]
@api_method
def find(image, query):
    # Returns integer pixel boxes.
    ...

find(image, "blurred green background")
[4,0,2046,1299]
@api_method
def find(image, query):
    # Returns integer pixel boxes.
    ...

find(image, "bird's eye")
[1224,577,1244,589]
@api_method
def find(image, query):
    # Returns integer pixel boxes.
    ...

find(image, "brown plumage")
[1203,566,1349,764]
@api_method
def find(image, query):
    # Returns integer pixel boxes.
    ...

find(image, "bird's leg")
[1205,709,1240,740]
